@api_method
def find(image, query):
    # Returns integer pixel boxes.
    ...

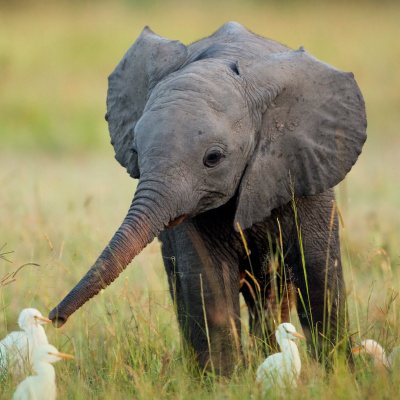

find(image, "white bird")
[353,339,400,370]
[0,308,51,378]
[12,344,74,400]
[256,323,305,393]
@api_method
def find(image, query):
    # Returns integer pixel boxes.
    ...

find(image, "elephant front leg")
[181,269,241,374]
[160,225,242,375]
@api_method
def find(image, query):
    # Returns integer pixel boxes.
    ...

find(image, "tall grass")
[1,1,400,399]
[1,152,399,399]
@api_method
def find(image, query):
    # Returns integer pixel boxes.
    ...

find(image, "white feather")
[0,308,50,378]
[12,344,73,400]
[354,339,400,370]
[256,323,304,393]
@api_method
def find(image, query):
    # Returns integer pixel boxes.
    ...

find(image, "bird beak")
[34,315,52,323]
[353,346,361,354]
[49,352,75,359]
[291,332,306,340]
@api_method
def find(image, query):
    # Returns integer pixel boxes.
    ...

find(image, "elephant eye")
[203,147,225,168]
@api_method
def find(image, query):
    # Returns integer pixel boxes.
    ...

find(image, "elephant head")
[49,22,366,326]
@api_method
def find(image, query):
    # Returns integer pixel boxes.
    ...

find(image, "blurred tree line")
[1,0,399,153]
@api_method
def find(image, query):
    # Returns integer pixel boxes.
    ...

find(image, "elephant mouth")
[165,215,187,229]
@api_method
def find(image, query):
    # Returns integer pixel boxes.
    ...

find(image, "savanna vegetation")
[1,1,400,398]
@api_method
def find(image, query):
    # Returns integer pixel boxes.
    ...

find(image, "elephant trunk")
[49,179,180,327]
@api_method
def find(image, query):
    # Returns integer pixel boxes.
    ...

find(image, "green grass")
[1,1,400,398]
[1,153,399,399]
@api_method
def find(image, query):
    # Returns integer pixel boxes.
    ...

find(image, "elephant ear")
[106,27,188,178]
[235,47,367,230]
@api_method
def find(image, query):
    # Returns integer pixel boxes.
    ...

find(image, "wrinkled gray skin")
[49,22,367,374]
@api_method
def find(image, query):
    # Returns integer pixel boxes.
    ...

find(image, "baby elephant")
[50,22,367,374]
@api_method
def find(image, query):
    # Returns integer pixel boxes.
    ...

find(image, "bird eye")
[203,147,225,168]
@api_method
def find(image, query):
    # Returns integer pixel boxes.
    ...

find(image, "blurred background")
[1,0,400,394]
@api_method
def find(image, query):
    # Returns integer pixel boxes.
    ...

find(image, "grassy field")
[1,1,400,398]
